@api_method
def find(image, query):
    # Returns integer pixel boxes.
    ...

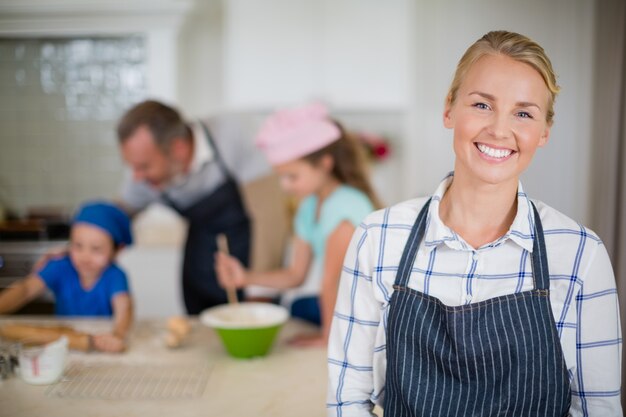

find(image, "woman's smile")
[475,142,515,161]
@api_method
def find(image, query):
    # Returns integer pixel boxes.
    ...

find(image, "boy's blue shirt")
[37,255,130,317]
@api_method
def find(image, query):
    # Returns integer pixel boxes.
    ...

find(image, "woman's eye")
[473,102,490,110]
[517,111,533,119]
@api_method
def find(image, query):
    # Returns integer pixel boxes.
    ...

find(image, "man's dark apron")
[384,199,571,416]
[162,123,249,314]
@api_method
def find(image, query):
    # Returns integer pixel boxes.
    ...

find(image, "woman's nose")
[487,114,512,140]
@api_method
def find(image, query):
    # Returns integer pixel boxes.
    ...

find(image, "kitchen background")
[0,0,598,221]
[0,1,623,329]
[0,36,146,214]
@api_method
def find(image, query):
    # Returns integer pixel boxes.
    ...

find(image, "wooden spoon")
[217,233,238,305]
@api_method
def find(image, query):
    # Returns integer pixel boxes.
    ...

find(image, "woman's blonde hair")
[447,30,560,124]
[304,121,383,209]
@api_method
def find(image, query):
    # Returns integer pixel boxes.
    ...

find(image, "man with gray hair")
[117,100,269,314]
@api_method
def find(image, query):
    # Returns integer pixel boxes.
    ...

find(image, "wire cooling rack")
[45,362,211,400]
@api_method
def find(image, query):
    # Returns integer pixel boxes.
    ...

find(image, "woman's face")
[443,54,551,186]
[274,158,332,199]
[69,223,116,279]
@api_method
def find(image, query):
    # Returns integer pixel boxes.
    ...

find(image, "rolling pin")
[0,323,91,352]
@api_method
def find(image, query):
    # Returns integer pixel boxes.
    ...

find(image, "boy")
[0,202,133,353]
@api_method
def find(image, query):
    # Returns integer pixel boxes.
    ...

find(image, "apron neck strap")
[530,202,550,290]
[393,199,551,291]
[200,121,235,182]
[394,198,431,287]
[160,121,236,213]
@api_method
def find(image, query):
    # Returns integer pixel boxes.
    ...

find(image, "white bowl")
[200,302,289,329]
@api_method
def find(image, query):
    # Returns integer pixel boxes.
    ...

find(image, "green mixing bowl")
[200,302,289,359]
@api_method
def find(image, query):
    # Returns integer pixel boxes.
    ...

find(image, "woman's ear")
[538,124,551,148]
[443,95,455,129]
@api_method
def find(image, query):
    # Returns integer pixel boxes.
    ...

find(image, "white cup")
[18,336,68,385]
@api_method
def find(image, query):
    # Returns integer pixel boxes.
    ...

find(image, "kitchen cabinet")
[224,0,410,109]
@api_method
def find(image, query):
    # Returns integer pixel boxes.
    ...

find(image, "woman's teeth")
[477,143,512,159]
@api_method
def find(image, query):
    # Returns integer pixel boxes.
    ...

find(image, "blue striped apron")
[383,200,571,416]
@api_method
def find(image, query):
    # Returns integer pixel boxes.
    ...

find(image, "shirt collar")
[423,172,535,253]
[507,184,535,252]
[166,121,215,189]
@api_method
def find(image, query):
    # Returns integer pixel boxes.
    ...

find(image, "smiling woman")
[327,30,622,417]
[441,53,554,247]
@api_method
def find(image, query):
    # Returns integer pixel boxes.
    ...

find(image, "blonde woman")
[328,31,621,416]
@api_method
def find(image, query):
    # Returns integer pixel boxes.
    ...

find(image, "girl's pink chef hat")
[255,103,341,165]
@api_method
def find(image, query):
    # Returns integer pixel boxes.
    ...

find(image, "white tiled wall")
[0,37,147,217]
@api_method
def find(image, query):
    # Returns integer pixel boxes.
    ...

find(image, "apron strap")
[394,198,431,287]
[393,199,551,292]
[199,121,235,182]
[530,202,550,290]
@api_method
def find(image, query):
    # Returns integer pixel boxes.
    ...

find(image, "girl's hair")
[447,30,560,124]
[304,121,383,209]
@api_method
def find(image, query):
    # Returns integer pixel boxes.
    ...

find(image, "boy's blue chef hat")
[73,202,133,246]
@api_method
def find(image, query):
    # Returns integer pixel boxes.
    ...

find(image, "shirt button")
[472,252,478,261]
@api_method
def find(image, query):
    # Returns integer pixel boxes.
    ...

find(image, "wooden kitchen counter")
[0,316,328,417]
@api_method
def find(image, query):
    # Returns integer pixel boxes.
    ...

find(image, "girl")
[0,202,134,353]
[215,103,380,347]
[327,31,621,416]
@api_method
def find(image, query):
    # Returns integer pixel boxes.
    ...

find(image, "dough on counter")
[164,316,192,348]
[166,316,191,338]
